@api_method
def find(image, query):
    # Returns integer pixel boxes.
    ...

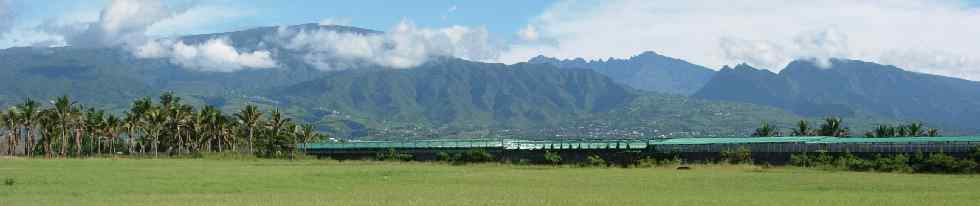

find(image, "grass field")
[2,158,979,206]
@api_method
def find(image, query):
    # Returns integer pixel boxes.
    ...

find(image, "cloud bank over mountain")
[279,20,500,71]
[20,0,273,71]
[5,1,499,72]
[136,38,277,71]
[502,0,980,80]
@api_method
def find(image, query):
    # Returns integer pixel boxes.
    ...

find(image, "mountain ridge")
[694,58,980,133]
[528,51,715,95]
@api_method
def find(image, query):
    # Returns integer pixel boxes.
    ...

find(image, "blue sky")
[3,0,555,41]
[3,0,980,80]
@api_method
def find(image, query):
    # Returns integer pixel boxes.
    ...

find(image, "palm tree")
[37,110,57,158]
[104,115,122,154]
[123,112,141,155]
[818,117,849,137]
[144,108,166,158]
[297,124,318,153]
[0,111,7,155]
[70,106,85,157]
[83,108,106,155]
[169,104,193,155]
[791,120,812,136]
[752,121,780,137]
[52,96,76,158]
[905,123,924,137]
[927,128,940,137]
[235,105,263,154]
[17,99,41,155]
[0,93,332,158]
[1,110,19,155]
[199,106,220,152]
[872,125,896,138]
[265,108,291,157]
[268,109,290,137]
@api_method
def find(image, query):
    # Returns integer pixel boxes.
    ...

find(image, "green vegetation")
[0,93,327,158]
[752,121,780,137]
[2,159,980,206]
[720,146,753,164]
[791,150,980,174]
[543,150,562,165]
[0,45,904,139]
[753,117,942,138]
[865,123,941,138]
[376,148,414,161]
[694,59,980,133]
[436,149,496,164]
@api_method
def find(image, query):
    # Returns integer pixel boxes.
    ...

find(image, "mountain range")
[694,59,980,133]
[528,51,715,95]
[0,23,973,138]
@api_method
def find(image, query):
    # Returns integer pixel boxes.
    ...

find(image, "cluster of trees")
[791,151,980,174]
[753,117,940,137]
[865,123,939,138]
[0,93,326,158]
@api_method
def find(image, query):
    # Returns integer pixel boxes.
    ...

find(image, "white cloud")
[0,0,14,36]
[281,20,500,70]
[62,0,171,48]
[20,0,265,71]
[517,24,539,41]
[503,0,980,80]
[146,5,249,36]
[137,38,277,72]
[23,0,246,49]
[318,17,351,26]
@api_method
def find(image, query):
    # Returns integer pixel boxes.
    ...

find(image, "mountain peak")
[633,51,662,58]
[733,63,761,71]
[523,51,714,95]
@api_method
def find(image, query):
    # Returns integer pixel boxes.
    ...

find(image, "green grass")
[1,159,979,206]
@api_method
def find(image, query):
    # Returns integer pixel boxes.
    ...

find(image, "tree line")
[0,93,326,158]
[752,117,940,137]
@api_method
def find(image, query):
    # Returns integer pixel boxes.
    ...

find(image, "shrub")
[790,153,811,167]
[720,146,752,164]
[914,153,976,174]
[456,149,494,164]
[3,178,13,186]
[636,156,682,168]
[543,151,562,165]
[835,152,872,171]
[872,154,912,173]
[376,149,413,161]
[584,155,607,167]
[436,151,453,162]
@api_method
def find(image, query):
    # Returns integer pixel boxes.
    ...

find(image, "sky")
[2,0,980,80]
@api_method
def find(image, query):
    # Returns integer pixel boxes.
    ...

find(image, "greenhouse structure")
[300,136,980,164]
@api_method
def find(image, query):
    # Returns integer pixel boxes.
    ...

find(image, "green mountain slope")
[694,59,980,134]
[529,51,715,95]
[265,58,637,137]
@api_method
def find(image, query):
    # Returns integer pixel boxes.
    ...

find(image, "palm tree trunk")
[45,139,52,158]
[128,127,135,155]
[176,126,183,155]
[74,127,82,157]
[110,134,116,155]
[26,128,35,156]
[60,125,67,158]
[248,127,254,154]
